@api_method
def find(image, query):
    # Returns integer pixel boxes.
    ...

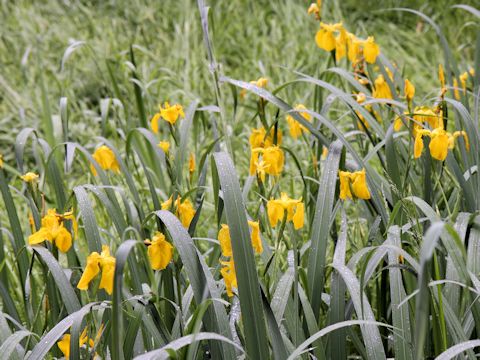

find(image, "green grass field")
[1,0,480,359]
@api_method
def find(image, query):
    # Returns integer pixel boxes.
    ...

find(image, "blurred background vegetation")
[0,0,477,158]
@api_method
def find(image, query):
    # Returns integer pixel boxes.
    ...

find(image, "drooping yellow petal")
[292,203,305,230]
[28,227,53,245]
[189,153,195,174]
[218,224,232,257]
[404,79,415,101]
[267,200,284,228]
[161,196,173,210]
[429,128,449,161]
[414,131,430,159]
[77,252,101,291]
[99,255,116,295]
[350,169,371,200]
[459,72,468,92]
[0,154,3,169]
[438,64,445,88]
[315,27,336,51]
[262,146,284,176]
[248,220,263,254]
[57,334,71,359]
[150,113,161,134]
[339,171,352,200]
[363,36,380,64]
[372,74,392,100]
[177,198,195,228]
[220,259,237,297]
[147,232,173,271]
[54,226,72,253]
[286,104,311,139]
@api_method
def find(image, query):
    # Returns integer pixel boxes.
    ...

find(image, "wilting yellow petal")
[404,79,415,101]
[363,36,380,64]
[148,232,173,270]
[218,224,232,257]
[262,146,284,176]
[267,200,284,228]
[429,128,449,161]
[77,252,101,291]
[57,334,71,359]
[54,226,72,253]
[292,203,305,230]
[99,255,115,295]
[339,171,352,200]
[315,27,336,51]
[189,153,195,174]
[28,227,53,245]
[372,74,392,100]
[248,220,263,254]
[178,198,195,228]
[220,259,237,297]
[150,113,161,134]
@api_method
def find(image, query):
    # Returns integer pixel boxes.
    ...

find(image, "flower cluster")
[314,21,380,65]
[249,127,285,181]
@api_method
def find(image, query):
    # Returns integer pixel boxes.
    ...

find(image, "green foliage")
[1,1,480,359]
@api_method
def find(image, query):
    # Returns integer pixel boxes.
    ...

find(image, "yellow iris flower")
[20,172,39,183]
[338,169,371,200]
[315,22,343,52]
[161,195,196,228]
[267,192,304,230]
[286,104,312,139]
[90,145,120,176]
[150,102,185,132]
[414,127,469,161]
[145,232,173,271]
[158,141,170,154]
[28,209,76,253]
[250,146,285,178]
[77,245,116,295]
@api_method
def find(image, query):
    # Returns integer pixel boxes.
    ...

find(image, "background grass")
[1,0,476,158]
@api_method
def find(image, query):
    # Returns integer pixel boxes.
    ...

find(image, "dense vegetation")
[0,0,479,359]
